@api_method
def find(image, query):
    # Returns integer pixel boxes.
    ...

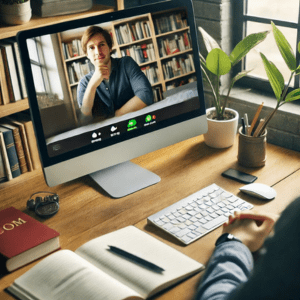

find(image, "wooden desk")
[1,135,300,299]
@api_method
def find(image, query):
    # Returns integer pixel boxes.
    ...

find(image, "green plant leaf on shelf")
[285,88,300,102]
[229,31,269,66]
[198,27,220,53]
[272,21,297,71]
[206,48,231,76]
[260,52,284,101]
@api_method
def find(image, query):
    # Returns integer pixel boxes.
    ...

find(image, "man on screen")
[77,26,154,123]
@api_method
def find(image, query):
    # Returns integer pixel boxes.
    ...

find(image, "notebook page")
[8,250,141,300]
[75,226,204,298]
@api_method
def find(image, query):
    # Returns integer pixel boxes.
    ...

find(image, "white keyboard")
[147,183,253,245]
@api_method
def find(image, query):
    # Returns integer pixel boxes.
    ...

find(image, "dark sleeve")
[196,241,253,300]
[77,76,89,108]
[229,196,300,300]
[125,57,154,105]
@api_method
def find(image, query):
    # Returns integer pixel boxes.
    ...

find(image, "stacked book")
[120,43,156,65]
[162,54,195,80]
[0,113,41,183]
[61,39,85,59]
[115,20,152,45]
[32,0,93,18]
[158,31,191,58]
[0,39,27,105]
[153,12,188,35]
[67,59,92,85]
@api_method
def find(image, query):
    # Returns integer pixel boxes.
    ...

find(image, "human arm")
[124,57,153,107]
[115,95,147,117]
[196,211,276,300]
[80,62,110,117]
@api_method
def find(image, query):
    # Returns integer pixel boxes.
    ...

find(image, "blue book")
[0,126,21,178]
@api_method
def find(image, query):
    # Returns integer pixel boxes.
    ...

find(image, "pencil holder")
[238,126,267,167]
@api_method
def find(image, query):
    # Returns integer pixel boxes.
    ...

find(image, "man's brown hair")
[81,26,113,54]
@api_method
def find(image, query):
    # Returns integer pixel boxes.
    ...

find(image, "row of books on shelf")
[141,65,159,85]
[166,75,197,90]
[0,112,41,183]
[158,31,191,57]
[67,59,92,85]
[0,39,27,105]
[62,39,85,60]
[162,54,195,80]
[115,20,151,45]
[120,43,156,65]
[153,12,188,35]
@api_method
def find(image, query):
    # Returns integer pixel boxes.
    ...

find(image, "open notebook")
[7,226,204,300]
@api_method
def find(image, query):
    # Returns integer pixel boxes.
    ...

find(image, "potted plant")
[0,0,32,25]
[255,21,300,136]
[198,27,269,148]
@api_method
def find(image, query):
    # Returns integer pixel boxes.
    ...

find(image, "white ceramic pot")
[204,107,239,148]
[0,1,32,25]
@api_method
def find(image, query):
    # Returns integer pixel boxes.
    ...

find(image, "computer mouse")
[239,183,276,200]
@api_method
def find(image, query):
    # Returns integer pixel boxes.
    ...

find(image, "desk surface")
[1,134,300,299]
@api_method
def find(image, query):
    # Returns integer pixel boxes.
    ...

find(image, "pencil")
[253,119,265,137]
[249,102,264,136]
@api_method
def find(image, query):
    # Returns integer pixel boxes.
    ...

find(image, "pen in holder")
[238,126,267,167]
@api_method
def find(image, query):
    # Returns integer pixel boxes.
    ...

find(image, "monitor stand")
[89,161,161,198]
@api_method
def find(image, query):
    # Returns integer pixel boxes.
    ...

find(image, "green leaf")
[298,41,300,54]
[285,88,300,102]
[272,21,297,71]
[230,69,253,89]
[229,31,269,66]
[295,65,300,75]
[206,48,231,76]
[260,52,284,101]
[198,27,220,53]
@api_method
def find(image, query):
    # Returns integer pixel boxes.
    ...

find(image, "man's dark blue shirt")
[77,56,153,119]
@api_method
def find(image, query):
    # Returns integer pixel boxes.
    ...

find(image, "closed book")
[0,132,12,180]
[6,117,33,172]
[8,226,203,299]
[10,113,41,170]
[1,122,28,174]
[0,126,21,178]
[0,207,60,273]
[0,45,15,103]
[0,42,22,102]
[0,148,7,183]
[0,49,10,104]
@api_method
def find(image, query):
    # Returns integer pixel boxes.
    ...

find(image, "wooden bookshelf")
[0,4,116,186]
[60,9,196,108]
[0,4,114,40]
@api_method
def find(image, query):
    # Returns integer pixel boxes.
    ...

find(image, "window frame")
[29,37,52,95]
[232,0,300,98]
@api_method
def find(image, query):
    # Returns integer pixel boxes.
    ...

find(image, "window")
[233,1,300,96]
[27,37,51,94]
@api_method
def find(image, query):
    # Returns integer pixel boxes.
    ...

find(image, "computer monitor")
[17,0,207,198]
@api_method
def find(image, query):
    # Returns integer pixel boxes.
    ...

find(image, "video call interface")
[26,6,201,158]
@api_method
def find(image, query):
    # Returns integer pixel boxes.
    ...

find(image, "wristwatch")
[215,233,243,247]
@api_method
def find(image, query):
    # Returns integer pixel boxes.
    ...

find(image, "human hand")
[222,210,279,252]
[92,62,110,85]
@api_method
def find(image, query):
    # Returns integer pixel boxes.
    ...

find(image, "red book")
[0,207,60,272]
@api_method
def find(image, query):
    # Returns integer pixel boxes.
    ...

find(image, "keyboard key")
[163,223,173,231]
[202,215,228,230]
[181,235,192,243]
[176,228,191,237]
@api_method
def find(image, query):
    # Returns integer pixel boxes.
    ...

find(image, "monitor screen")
[17,0,207,198]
